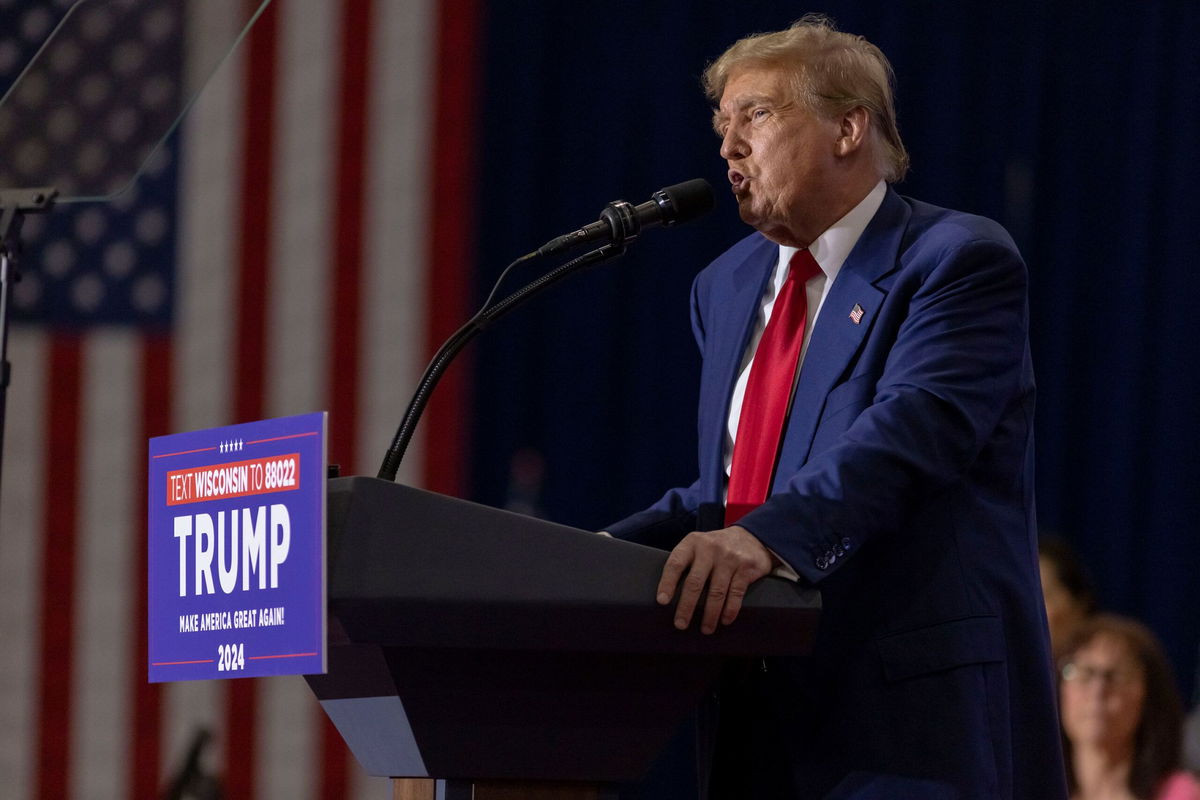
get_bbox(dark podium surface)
[306,476,821,784]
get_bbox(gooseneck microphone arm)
[377,243,625,482]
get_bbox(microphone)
[536,178,714,257]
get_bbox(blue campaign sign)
[147,412,327,682]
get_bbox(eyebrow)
[712,93,777,133]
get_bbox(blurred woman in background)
[1060,615,1200,800]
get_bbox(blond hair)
[703,14,910,182]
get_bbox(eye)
[752,107,770,121]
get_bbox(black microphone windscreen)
[658,178,715,225]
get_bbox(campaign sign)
[147,413,327,682]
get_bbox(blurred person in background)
[1186,706,1200,775]
[1184,647,1200,774]
[1059,614,1200,800]
[1040,536,1098,662]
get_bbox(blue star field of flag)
[1,0,179,327]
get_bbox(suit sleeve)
[736,235,1032,584]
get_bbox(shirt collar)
[777,179,888,280]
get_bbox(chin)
[737,207,761,229]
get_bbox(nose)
[720,122,748,161]
[1081,674,1112,700]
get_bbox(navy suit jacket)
[608,188,1067,799]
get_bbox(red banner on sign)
[166,453,301,506]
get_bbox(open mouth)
[728,169,746,190]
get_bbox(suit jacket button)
[816,556,828,570]
[841,537,852,550]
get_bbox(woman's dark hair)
[1060,614,1184,799]
[1039,536,1097,613]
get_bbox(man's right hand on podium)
[654,525,774,636]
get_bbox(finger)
[700,560,735,635]
[672,543,714,631]
[656,538,694,605]
[720,568,752,627]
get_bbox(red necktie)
[725,249,822,525]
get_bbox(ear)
[834,106,870,157]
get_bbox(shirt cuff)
[767,546,800,582]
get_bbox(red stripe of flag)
[34,333,83,800]
[235,0,276,428]
[129,334,172,798]
[227,0,280,795]
[328,0,370,473]
[321,0,375,795]
[424,0,480,497]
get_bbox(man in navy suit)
[606,16,1066,800]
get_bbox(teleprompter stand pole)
[0,187,57,514]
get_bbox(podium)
[306,477,821,798]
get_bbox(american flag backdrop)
[0,0,477,797]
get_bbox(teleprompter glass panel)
[0,0,273,204]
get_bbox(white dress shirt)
[723,180,888,481]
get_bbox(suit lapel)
[701,236,776,499]
[774,189,911,483]
[715,237,778,400]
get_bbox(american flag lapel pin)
[849,303,865,325]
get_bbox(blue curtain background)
[466,1,1200,702]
